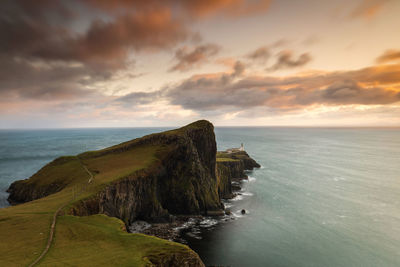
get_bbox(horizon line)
[1,125,400,130]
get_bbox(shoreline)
[128,170,258,245]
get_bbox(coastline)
[127,169,260,247]
[1,121,260,266]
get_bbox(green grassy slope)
[216,151,239,162]
[0,133,199,266]
[41,215,197,267]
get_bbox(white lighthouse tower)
[239,143,244,151]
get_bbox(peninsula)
[1,120,259,266]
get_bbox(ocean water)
[1,127,400,267]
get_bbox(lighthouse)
[239,143,244,151]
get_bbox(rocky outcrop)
[236,151,261,170]
[215,163,234,199]
[7,120,260,223]
[5,120,262,267]
[7,156,81,204]
[215,150,260,199]
[145,250,205,267]
[69,120,223,224]
[218,151,261,170]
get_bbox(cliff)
[3,120,259,266]
[216,150,261,198]
[8,120,223,223]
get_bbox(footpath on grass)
[28,161,94,267]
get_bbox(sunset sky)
[1,0,400,128]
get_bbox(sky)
[1,0,400,128]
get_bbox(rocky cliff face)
[236,151,261,170]
[5,120,262,267]
[7,156,85,204]
[8,121,261,222]
[216,150,261,199]
[69,120,223,224]
[145,250,205,267]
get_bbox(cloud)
[246,46,270,63]
[115,91,162,107]
[0,0,270,70]
[0,0,272,105]
[268,50,312,71]
[179,0,271,17]
[0,56,105,102]
[85,0,271,18]
[162,63,400,112]
[350,0,391,19]
[376,49,400,63]
[0,6,188,70]
[169,44,220,72]
[232,61,246,76]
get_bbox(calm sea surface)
[0,127,399,266]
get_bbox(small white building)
[227,143,244,153]
[239,143,244,151]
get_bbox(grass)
[40,215,195,266]
[216,151,239,162]
[216,158,239,162]
[0,138,195,266]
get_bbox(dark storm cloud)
[169,44,220,72]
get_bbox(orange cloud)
[180,0,271,17]
[376,49,400,63]
[85,0,271,18]
[160,62,400,111]
[350,0,391,19]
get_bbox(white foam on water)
[333,176,346,182]
[223,202,233,208]
[173,218,197,231]
[186,232,202,240]
[248,176,256,182]
[199,218,218,228]
[232,213,244,218]
[231,194,244,201]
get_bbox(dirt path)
[82,164,94,184]
[28,162,93,267]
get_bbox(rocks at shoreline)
[129,148,260,241]
[5,120,260,265]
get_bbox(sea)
[0,127,399,267]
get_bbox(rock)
[69,120,222,224]
[241,209,246,215]
[145,251,205,267]
[216,150,260,198]
[8,121,226,223]
[4,120,262,267]
[206,210,225,216]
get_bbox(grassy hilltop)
[1,121,214,267]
